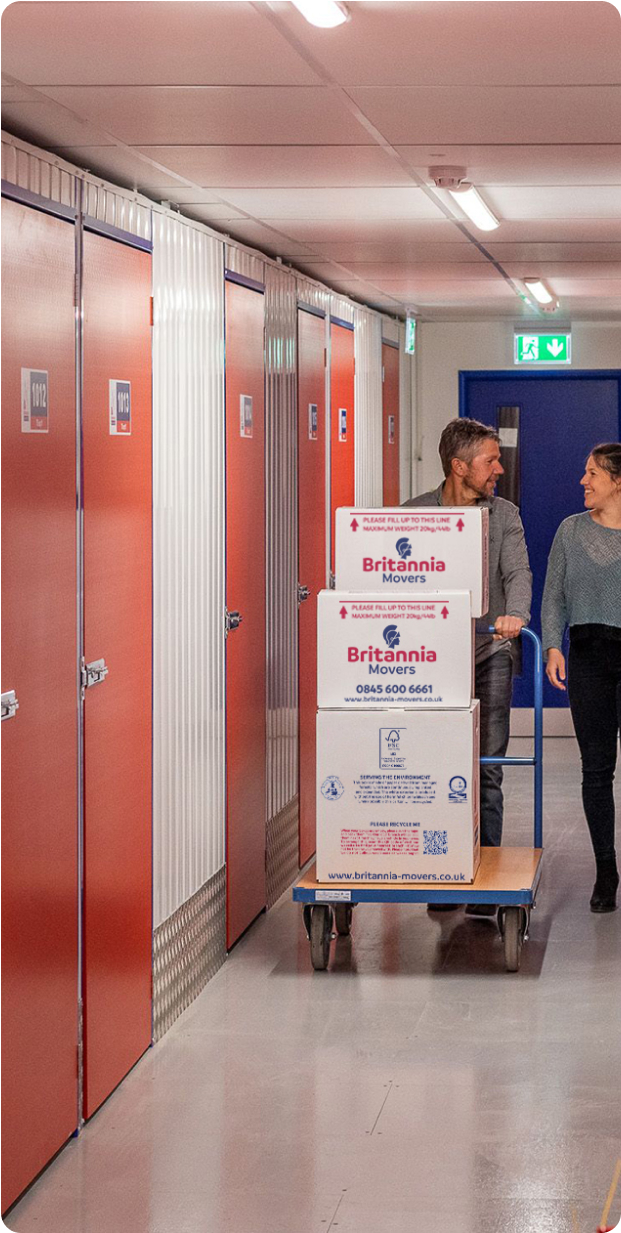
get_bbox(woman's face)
[581,455,621,511]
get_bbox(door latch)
[81,658,109,697]
[297,584,310,605]
[1,690,19,722]
[225,610,243,637]
[329,571,336,590]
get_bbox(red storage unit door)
[1,199,79,1211]
[82,231,153,1118]
[382,342,400,506]
[225,279,267,947]
[297,309,326,866]
[330,322,355,571]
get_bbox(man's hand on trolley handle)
[492,615,525,641]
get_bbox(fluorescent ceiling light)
[524,278,554,305]
[448,184,499,232]
[290,0,349,27]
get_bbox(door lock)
[81,658,109,697]
[1,690,19,722]
[225,610,243,637]
[297,584,311,605]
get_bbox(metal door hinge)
[297,584,310,605]
[225,610,243,637]
[81,658,109,697]
[1,690,19,722]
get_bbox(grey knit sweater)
[541,513,621,651]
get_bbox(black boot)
[590,858,619,913]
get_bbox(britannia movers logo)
[383,624,401,649]
[347,626,433,675]
[362,538,446,584]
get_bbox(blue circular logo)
[321,776,344,801]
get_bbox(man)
[404,418,532,915]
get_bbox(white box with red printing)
[334,507,489,617]
[316,703,481,884]
[317,590,474,710]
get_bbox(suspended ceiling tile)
[397,145,621,187]
[1,99,115,147]
[132,144,412,188]
[307,241,489,263]
[490,219,621,242]
[211,186,444,220]
[505,262,621,281]
[2,1,321,86]
[178,203,249,224]
[274,1,621,88]
[486,243,621,263]
[263,218,462,242]
[46,145,189,193]
[218,220,315,258]
[551,278,621,297]
[348,86,621,145]
[485,185,621,220]
[39,86,374,146]
[396,281,516,301]
[346,263,500,282]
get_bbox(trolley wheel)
[499,906,526,973]
[310,905,332,971]
[334,904,353,936]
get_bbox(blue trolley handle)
[480,626,543,848]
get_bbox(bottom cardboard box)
[316,704,480,885]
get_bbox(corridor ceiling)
[3,0,621,322]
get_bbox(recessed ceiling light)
[290,0,350,27]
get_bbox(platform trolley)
[293,627,544,974]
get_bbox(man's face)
[459,440,503,499]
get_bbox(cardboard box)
[316,704,480,884]
[317,590,474,709]
[335,507,489,617]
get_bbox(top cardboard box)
[335,507,489,617]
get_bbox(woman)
[542,443,621,913]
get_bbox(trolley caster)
[334,904,353,936]
[498,906,529,972]
[309,904,333,970]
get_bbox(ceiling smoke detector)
[429,167,468,190]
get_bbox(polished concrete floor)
[7,739,621,1233]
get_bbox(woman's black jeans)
[568,634,621,863]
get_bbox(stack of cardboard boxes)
[316,506,490,887]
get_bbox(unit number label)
[109,380,132,435]
[240,394,254,438]
[21,369,49,433]
[308,403,318,441]
[339,407,347,442]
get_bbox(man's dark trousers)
[475,647,513,847]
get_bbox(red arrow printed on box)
[340,606,348,619]
[456,518,465,532]
[441,607,449,619]
[350,518,359,531]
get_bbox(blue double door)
[461,371,621,708]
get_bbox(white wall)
[418,320,621,491]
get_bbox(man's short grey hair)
[438,418,500,478]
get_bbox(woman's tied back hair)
[590,442,621,483]
[438,418,500,478]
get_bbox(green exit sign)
[514,332,571,365]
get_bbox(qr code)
[424,830,448,856]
